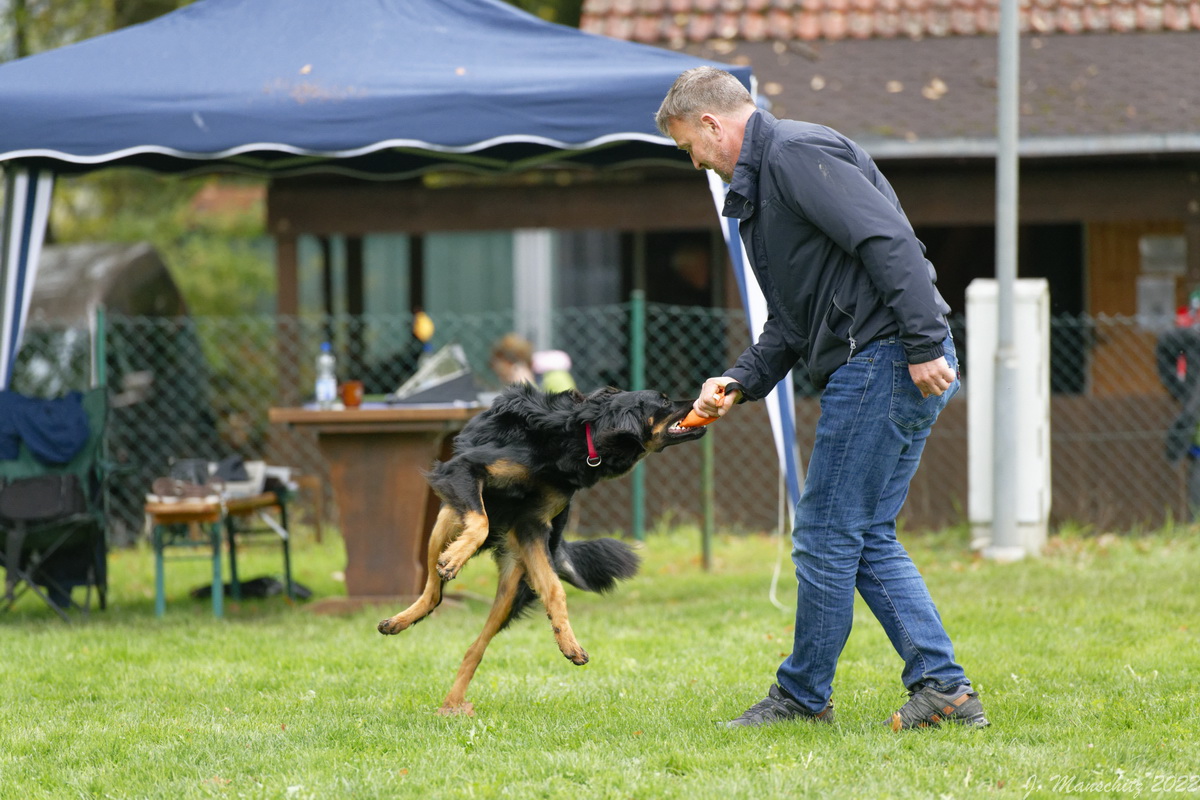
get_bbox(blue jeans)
[776,334,969,712]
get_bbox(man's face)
[667,116,736,183]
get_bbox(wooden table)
[268,404,481,604]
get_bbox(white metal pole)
[987,0,1024,560]
[513,229,554,350]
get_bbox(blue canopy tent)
[1,168,54,390]
[0,0,753,179]
[0,0,800,514]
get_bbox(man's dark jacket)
[722,110,951,397]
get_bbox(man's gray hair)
[655,66,754,136]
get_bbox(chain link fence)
[10,306,1194,543]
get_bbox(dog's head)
[577,387,707,477]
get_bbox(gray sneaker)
[723,684,835,728]
[887,685,989,731]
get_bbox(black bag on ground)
[0,475,87,521]
[190,576,313,600]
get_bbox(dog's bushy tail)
[554,538,640,593]
[500,538,640,630]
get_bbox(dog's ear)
[574,388,646,452]
[581,386,621,406]
[574,386,622,425]
[594,406,648,453]
[595,427,647,463]
[599,411,645,438]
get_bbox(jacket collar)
[723,108,776,220]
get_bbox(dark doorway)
[916,223,1086,393]
[622,231,719,308]
[619,231,727,397]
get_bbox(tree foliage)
[3,0,113,59]
[51,171,274,316]
[507,0,582,26]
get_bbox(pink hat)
[532,349,572,374]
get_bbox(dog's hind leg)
[439,548,525,716]
[377,505,460,635]
[519,533,588,666]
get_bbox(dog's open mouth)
[665,409,711,438]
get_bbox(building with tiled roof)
[584,0,1200,44]
[582,0,1200,158]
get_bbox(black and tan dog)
[377,383,707,715]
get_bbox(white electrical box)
[965,278,1052,556]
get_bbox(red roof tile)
[581,0,1200,40]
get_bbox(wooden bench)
[145,492,293,617]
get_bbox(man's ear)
[698,113,722,137]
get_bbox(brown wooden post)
[1186,168,1200,290]
[346,236,365,379]
[275,233,302,407]
[276,233,299,315]
[408,234,425,311]
[317,235,334,346]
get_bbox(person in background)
[1156,297,1200,519]
[489,333,536,386]
[656,66,988,731]
[532,349,577,393]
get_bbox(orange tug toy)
[677,381,744,429]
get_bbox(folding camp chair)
[0,388,109,621]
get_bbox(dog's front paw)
[563,647,589,666]
[377,617,409,635]
[437,701,475,716]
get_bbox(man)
[656,66,988,731]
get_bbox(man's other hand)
[908,357,955,398]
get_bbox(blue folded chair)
[0,388,109,620]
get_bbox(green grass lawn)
[2,524,1197,799]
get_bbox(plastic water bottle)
[315,341,337,409]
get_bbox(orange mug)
[340,380,364,408]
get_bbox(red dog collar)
[585,423,601,467]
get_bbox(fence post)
[702,427,713,570]
[94,304,107,389]
[630,290,646,541]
